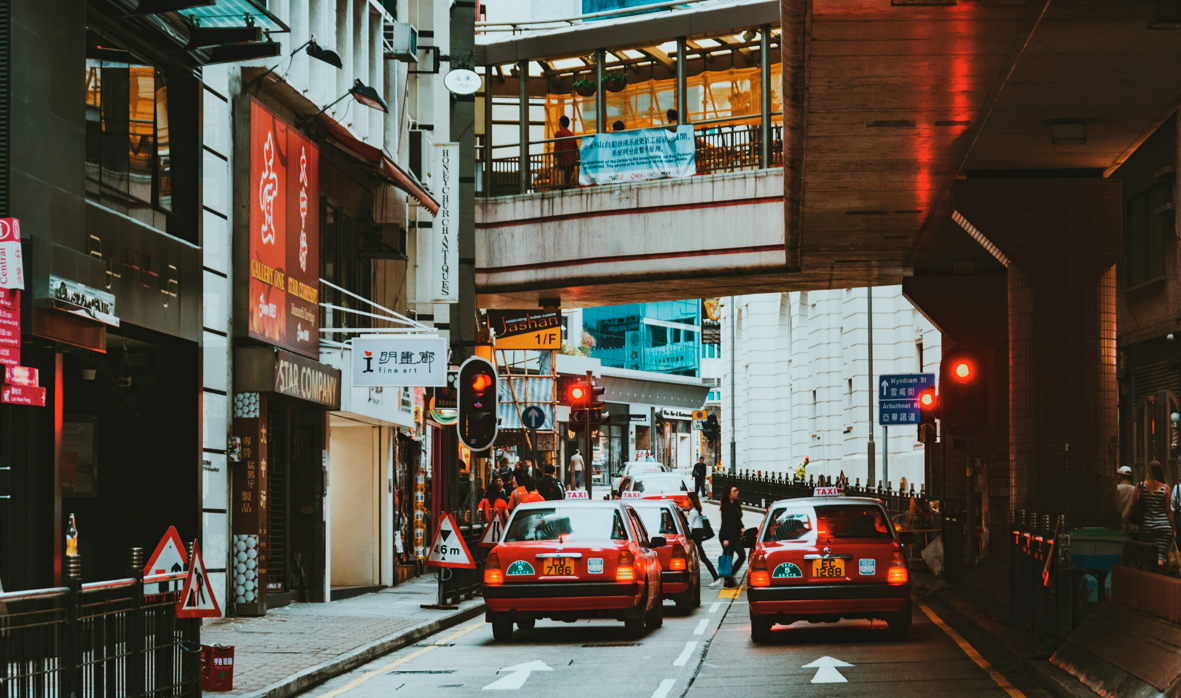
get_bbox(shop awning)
[316,115,440,216]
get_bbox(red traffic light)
[471,374,493,392]
[920,391,935,406]
[955,362,971,379]
[571,386,585,400]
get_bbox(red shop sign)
[2,384,45,407]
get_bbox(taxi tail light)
[484,552,504,585]
[616,550,636,582]
[749,553,770,588]
[674,495,692,509]
[888,551,908,585]
[670,543,687,571]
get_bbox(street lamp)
[245,35,343,90]
[304,79,390,124]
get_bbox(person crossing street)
[692,456,708,497]
[569,449,584,489]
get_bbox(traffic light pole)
[965,440,976,565]
[586,370,594,499]
[867,287,875,485]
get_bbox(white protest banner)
[578,125,695,186]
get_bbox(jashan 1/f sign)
[248,99,321,359]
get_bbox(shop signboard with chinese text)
[0,218,25,291]
[248,99,320,359]
[231,391,268,614]
[352,336,447,387]
[0,289,19,364]
[488,309,561,350]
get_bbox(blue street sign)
[570,408,604,425]
[878,373,935,426]
[521,405,547,430]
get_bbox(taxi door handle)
[803,554,853,560]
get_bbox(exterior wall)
[721,287,940,489]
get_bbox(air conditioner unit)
[386,22,418,62]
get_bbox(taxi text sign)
[488,309,562,350]
[248,99,320,359]
[814,486,840,497]
[621,491,643,499]
[565,490,589,499]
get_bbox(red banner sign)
[0,345,20,367]
[2,385,45,407]
[4,365,37,387]
[248,100,320,359]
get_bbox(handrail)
[81,577,137,593]
[144,572,187,585]
[476,0,740,29]
[484,116,780,151]
[0,586,70,602]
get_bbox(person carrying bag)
[686,493,719,585]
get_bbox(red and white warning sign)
[480,510,506,548]
[144,526,188,596]
[426,512,476,568]
[176,539,222,618]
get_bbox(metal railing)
[0,571,201,698]
[711,471,928,515]
[479,120,784,197]
[437,511,490,607]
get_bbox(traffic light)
[457,356,498,451]
[589,380,606,411]
[704,414,720,442]
[918,388,938,426]
[938,346,987,438]
[563,379,590,408]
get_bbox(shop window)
[320,203,372,334]
[1125,181,1171,287]
[85,29,171,230]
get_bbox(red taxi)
[483,501,666,641]
[746,496,916,642]
[629,499,701,613]
[617,473,693,511]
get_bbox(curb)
[235,600,486,698]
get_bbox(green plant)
[572,79,596,90]
[601,73,627,85]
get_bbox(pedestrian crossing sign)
[426,512,477,569]
[176,540,221,618]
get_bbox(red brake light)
[888,551,908,584]
[670,544,687,571]
[483,552,503,585]
[616,550,636,582]
[749,554,769,587]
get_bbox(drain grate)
[388,670,457,675]
[581,642,641,648]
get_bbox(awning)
[316,115,440,216]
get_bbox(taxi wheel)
[491,616,515,642]
[624,608,646,638]
[750,614,773,643]
[516,617,536,632]
[645,594,664,630]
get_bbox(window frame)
[1125,180,1173,289]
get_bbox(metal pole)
[759,24,771,169]
[676,37,688,125]
[966,442,976,565]
[730,296,736,475]
[595,48,606,133]
[518,59,529,194]
[867,287,875,485]
[483,67,494,196]
[586,369,595,499]
[883,425,888,489]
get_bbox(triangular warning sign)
[176,540,222,618]
[144,526,188,597]
[480,510,506,548]
[426,512,476,569]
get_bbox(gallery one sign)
[353,336,448,387]
[249,99,320,359]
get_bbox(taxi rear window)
[504,507,629,542]
[764,504,893,542]
[633,506,679,535]
[634,476,689,493]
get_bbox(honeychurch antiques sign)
[431,143,459,303]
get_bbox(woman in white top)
[687,492,719,583]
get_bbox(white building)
[720,288,941,490]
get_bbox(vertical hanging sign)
[431,143,459,303]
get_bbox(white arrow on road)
[483,660,552,690]
[802,656,853,684]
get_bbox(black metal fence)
[0,572,201,698]
[1007,512,1076,650]
[711,471,929,515]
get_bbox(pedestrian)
[1116,465,1136,525]
[686,492,720,586]
[494,456,514,490]
[479,476,509,522]
[537,464,565,501]
[518,477,545,506]
[507,470,529,511]
[554,115,579,186]
[692,455,708,498]
[1125,460,1175,564]
[569,449,584,489]
[612,120,626,132]
[794,456,809,482]
[666,108,678,125]
[719,486,746,588]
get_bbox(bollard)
[65,554,83,581]
[127,546,145,575]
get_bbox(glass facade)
[582,301,701,376]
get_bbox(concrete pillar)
[953,179,1123,528]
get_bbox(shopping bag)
[717,553,733,577]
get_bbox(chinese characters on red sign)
[249,100,320,359]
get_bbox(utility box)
[386,23,418,62]
[201,645,235,692]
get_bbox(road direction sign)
[521,405,546,430]
[144,526,188,596]
[878,373,934,426]
[176,540,221,618]
[803,656,853,684]
[570,408,604,425]
[426,512,476,568]
[483,660,552,690]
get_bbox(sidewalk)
[201,574,484,698]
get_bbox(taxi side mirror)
[898,531,917,545]
[649,536,667,548]
[741,527,758,548]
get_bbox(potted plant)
[573,79,597,97]
[602,72,627,92]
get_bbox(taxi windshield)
[633,506,680,535]
[504,507,629,542]
[764,504,893,542]
[633,476,689,493]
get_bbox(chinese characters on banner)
[578,126,696,186]
[249,100,320,359]
[0,225,44,407]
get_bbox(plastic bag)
[921,535,944,577]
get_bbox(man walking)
[569,449,584,489]
[692,456,708,498]
[1116,465,1136,523]
[537,464,565,501]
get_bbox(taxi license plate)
[542,558,575,576]
[812,559,845,578]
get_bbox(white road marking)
[673,641,697,667]
[708,602,721,613]
[802,656,853,684]
[650,679,676,698]
[693,619,709,635]
[483,660,553,690]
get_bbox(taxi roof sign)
[814,486,841,497]
[565,490,589,499]
[621,491,643,499]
